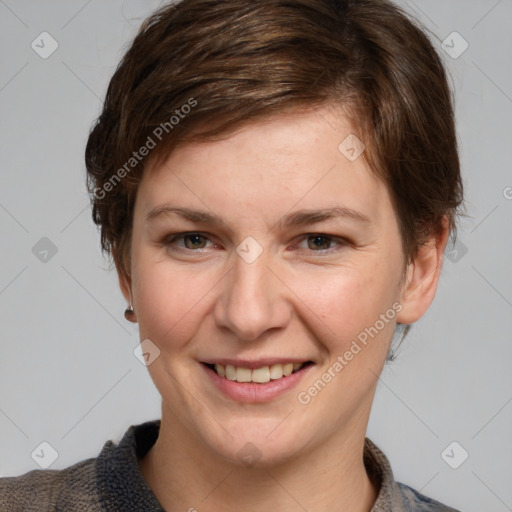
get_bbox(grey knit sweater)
[0,420,461,511]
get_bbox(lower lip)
[202,363,313,403]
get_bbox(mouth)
[202,361,314,384]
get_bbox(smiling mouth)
[203,361,313,384]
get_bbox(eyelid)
[294,233,348,252]
[164,231,218,250]
[162,231,349,253]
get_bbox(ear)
[118,268,131,304]
[396,217,450,324]
[115,255,137,323]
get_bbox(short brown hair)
[86,0,464,278]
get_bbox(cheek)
[132,255,213,348]
[294,258,401,356]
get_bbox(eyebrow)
[145,205,371,228]
[145,206,221,224]
[282,207,371,226]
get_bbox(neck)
[139,406,378,512]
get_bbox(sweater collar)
[96,420,164,511]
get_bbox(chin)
[202,417,310,469]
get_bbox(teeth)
[215,364,225,378]
[252,366,270,383]
[269,364,283,380]
[282,363,293,376]
[225,364,237,381]
[236,367,252,383]
[211,362,306,383]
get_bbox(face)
[125,105,410,466]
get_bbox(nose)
[213,251,291,342]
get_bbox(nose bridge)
[214,248,289,341]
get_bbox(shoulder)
[0,420,162,512]
[0,457,102,512]
[395,481,463,512]
[363,437,462,512]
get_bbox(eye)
[306,234,332,251]
[296,233,347,252]
[165,232,214,250]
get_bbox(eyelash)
[162,231,348,255]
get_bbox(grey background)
[0,1,511,510]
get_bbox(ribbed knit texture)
[0,420,461,511]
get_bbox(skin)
[118,105,449,512]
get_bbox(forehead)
[136,106,391,228]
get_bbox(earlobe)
[124,303,137,322]
[116,260,137,323]
[396,218,450,325]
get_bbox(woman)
[0,0,464,510]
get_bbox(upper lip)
[201,358,313,369]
